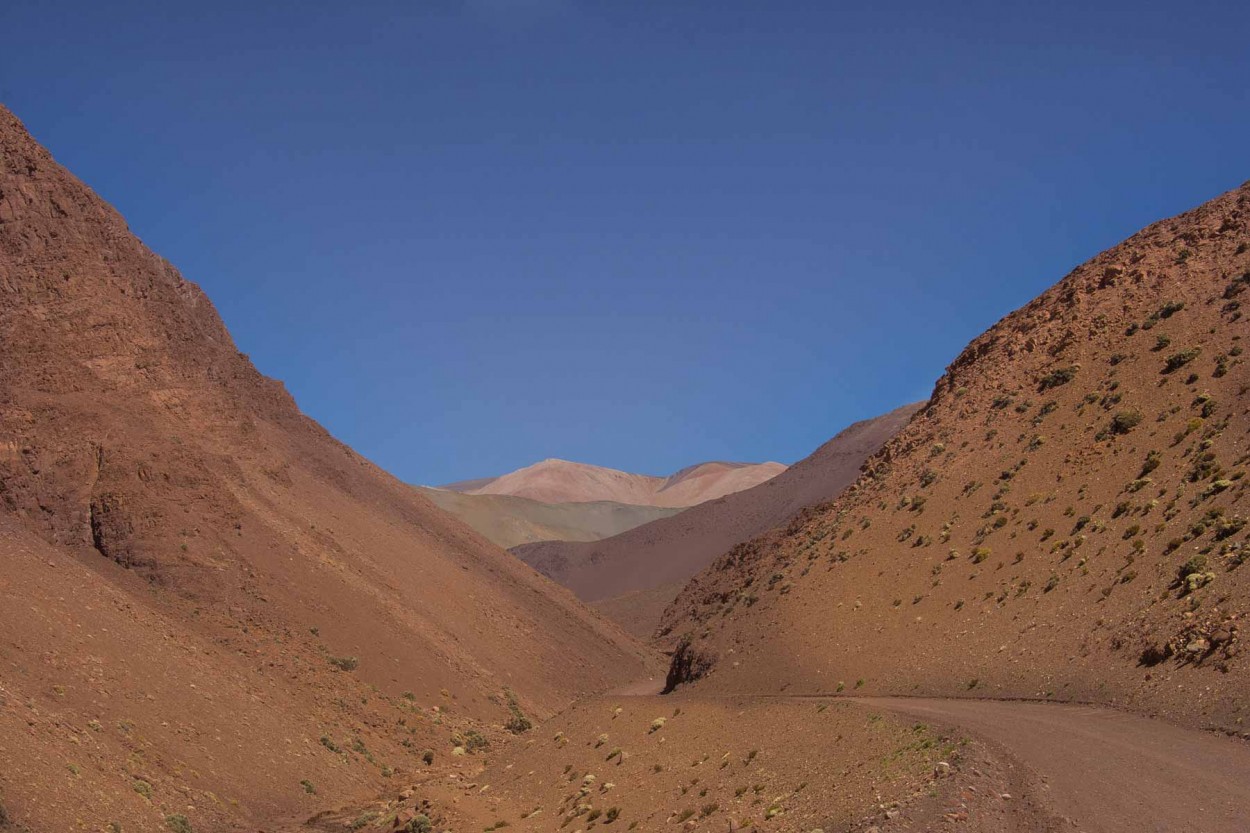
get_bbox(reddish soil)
[663,181,1250,735]
[0,105,660,832]
[444,458,786,507]
[294,695,968,832]
[515,404,921,636]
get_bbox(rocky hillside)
[0,105,660,833]
[663,183,1249,733]
[515,403,921,636]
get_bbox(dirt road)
[862,697,1250,833]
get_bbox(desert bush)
[165,815,193,833]
[328,656,358,672]
[504,690,532,734]
[1163,348,1201,373]
[1039,366,1078,390]
[1109,410,1143,434]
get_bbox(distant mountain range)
[512,404,922,636]
[439,457,787,507]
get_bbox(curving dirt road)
[861,697,1250,833]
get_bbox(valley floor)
[289,692,1250,833]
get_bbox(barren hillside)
[662,182,1250,734]
[0,105,660,833]
[414,486,681,549]
[445,457,786,507]
[515,403,921,636]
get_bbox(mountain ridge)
[441,456,786,507]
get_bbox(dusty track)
[860,697,1250,833]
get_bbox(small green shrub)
[165,815,193,833]
[1178,555,1208,581]
[1109,410,1143,434]
[1038,366,1079,390]
[504,691,532,734]
[328,656,358,672]
[1163,348,1200,373]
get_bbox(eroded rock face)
[663,637,717,693]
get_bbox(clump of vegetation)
[1109,410,1143,435]
[1163,348,1201,373]
[1158,300,1185,318]
[299,779,316,795]
[407,815,432,833]
[460,730,489,752]
[1177,555,1215,594]
[504,689,532,734]
[649,717,666,733]
[165,815,193,833]
[1039,366,1079,390]
[328,655,359,672]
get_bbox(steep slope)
[414,486,681,549]
[662,183,1250,734]
[0,105,659,833]
[445,457,786,507]
[515,403,921,636]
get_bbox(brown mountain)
[0,105,659,833]
[443,457,786,507]
[413,486,681,549]
[514,403,922,636]
[662,182,1250,733]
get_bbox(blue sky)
[3,1,1247,485]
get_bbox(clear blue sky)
[3,1,1247,485]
